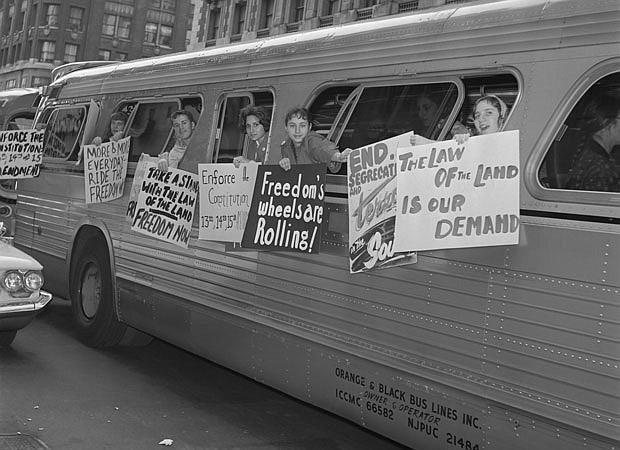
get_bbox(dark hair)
[581,91,620,134]
[110,111,128,123]
[284,106,311,125]
[238,105,270,133]
[170,109,195,124]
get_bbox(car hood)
[0,242,43,271]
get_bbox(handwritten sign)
[198,163,258,242]
[126,153,159,223]
[0,130,44,179]
[83,137,130,204]
[241,165,325,253]
[131,164,199,248]
[347,132,417,273]
[394,130,520,252]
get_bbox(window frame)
[40,104,88,161]
[527,60,620,206]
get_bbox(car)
[0,222,52,347]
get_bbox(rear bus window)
[539,72,620,193]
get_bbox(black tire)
[70,233,127,347]
[0,330,17,347]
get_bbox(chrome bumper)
[0,291,53,315]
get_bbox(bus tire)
[70,234,126,348]
[0,330,17,347]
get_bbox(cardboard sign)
[395,130,520,252]
[131,164,199,248]
[198,163,258,242]
[0,130,44,179]
[241,165,325,253]
[347,132,417,273]
[126,153,159,223]
[83,137,130,204]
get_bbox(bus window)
[42,106,86,159]
[539,72,620,192]
[309,85,357,136]
[7,113,35,130]
[213,90,274,163]
[126,100,179,162]
[335,82,458,151]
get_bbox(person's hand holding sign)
[279,157,292,171]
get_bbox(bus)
[13,0,619,448]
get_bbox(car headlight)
[24,271,44,291]
[3,271,23,292]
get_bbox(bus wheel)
[0,330,17,347]
[70,235,126,348]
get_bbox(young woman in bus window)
[158,109,195,171]
[233,105,270,167]
[410,94,507,145]
[564,91,620,192]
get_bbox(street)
[0,298,407,450]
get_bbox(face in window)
[172,113,194,143]
[245,114,266,142]
[110,119,125,135]
[417,95,439,128]
[286,114,310,146]
[473,99,502,135]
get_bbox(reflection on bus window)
[337,83,457,151]
[126,100,178,161]
[540,72,620,192]
[309,85,357,137]
[42,107,86,159]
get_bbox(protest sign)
[241,164,325,253]
[347,132,417,274]
[394,130,520,252]
[0,130,44,179]
[131,163,199,248]
[198,163,258,242]
[83,137,130,204]
[126,153,159,223]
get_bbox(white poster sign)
[0,130,44,179]
[83,137,130,204]
[394,130,520,252]
[198,163,258,242]
[131,163,199,248]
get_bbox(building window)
[102,1,134,39]
[64,43,78,63]
[116,52,128,61]
[45,3,60,27]
[359,0,378,7]
[99,49,111,60]
[144,22,172,47]
[259,0,274,29]
[291,0,305,22]
[207,8,220,41]
[20,77,28,88]
[40,41,55,62]
[145,2,176,47]
[32,77,50,87]
[7,4,13,32]
[323,0,339,16]
[68,7,85,32]
[232,2,246,36]
[6,79,16,89]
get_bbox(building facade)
[188,0,478,50]
[0,0,192,90]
